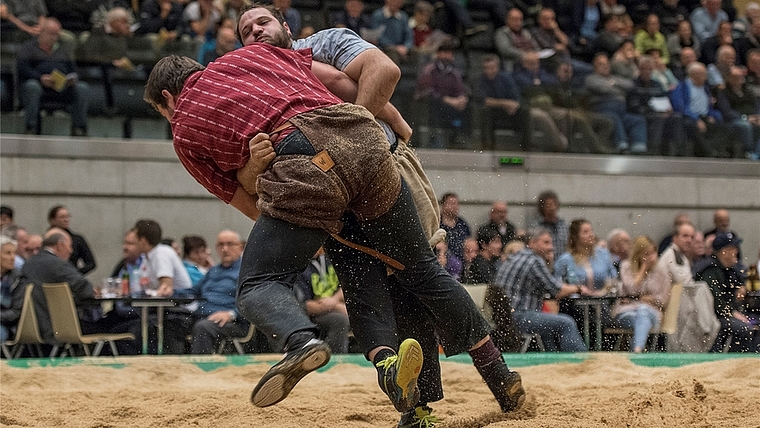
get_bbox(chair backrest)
[41,283,84,344]
[13,284,46,345]
[463,283,488,311]
[660,282,684,335]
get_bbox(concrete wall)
[2,134,759,284]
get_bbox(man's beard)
[260,27,292,48]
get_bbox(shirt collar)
[382,6,403,19]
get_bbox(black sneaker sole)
[250,342,331,407]
[501,371,526,412]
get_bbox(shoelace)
[376,355,398,371]
[412,407,440,428]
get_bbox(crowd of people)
[434,190,759,353]
[1,0,758,158]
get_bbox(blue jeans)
[594,100,647,150]
[0,324,10,342]
[615,305,660,351]
[20,79,89,131]
[513,310,588,352]
[730,118,760,155]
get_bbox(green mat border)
[3,353,757,372]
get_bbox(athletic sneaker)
[250,338,331,407]
[480,359,525,412]
[376,338,424,412]
[398,405,440,428]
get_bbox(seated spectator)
[593,13,625,58]
[47,205,96,275]
[414,42,470,148]
[460,237,480,283]
[669,46,698,81]
[696,233,760,352]
[653,0,689,35]
[494,8,539,71]
[409,0,448,58]
[438,192,470,261]
[586,53,648,153]
[500,239,525,262]
[657,221,695,285]
[181,235,212,285]
[188,230,251,354]
[330,0,371,36]
[465,229,503,284]
[434,239,463,281]
[134,0,187,40]
[704,209,740,241]
[477,200,516,247]
[667,20,701,65]
[531,7,593,76]
[104,228,144,319]
[1,224,27,270]
[0,0,46,39]
[220,0,248,22]
[701,21,735,66]
[733,2,760,39]
[670,62,736,157]
[274,0,310,39]
[611,39,640,80]
[43,0,99,34]
[199,26,238,64]
[23,228,99,347]
[690,231,713,275]
[613,235,671,353]
[716,66,760,159]
[627,55,685,155]
[183,0,221,41]
[736,17,760,65]
[0,205,12,229]
[16,18,89,136]
[492,228,589,352]
[634,14,670,65]
[528,190,568,260]
[647,49,679,91]
[78,7,139,75]
[606,228,631,273]
[0,235,23,343]
[571,0,603,56]
[747,48,760,97]
[371,0,414,65]
[600,0,625,16]
[690,0,729,43]
[293,247,350,354]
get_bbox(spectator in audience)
[611,39,640,80]
[434,239,463,281]
[704,209,737,240]
[220,0,248,22]
[494,8,539,71]
[0,205,12,228]
[134,219,192,298]
[657,213,691,255]
[606,228,631,273]
[690,230,711,273]
[701,21,735,66]
[572,0,603,56]
[409,0,448,59]
[747,48,760,96]
[41,0,99,33]
[627,55,685,155]
[667,20,701,65]
[330,0,372,35]
[1,224,28,270]
[531,7,593,76]
[511,52,569,152]
[613,235,671,353]
[135,0,187,40]
[293,247,351,354]
[635,14,670,64]
[716,65,760,159]
[16,17,89,136]
[106,228,145,316]
[25,234,42,259]
[696,233,760,352]
[593,13,625,58]
[22,228,99,346]
[654,0,689,35]
[492,228,589,352]
[371,0,414,65]
[548,61,616,153]
[733,2,760,39]
[414,41,470,148]
[188,229,251,354]
[477,200,516,247]
[199,26,238,64]
[736,17,760,64]
[460,237,480,283]
[529,190,568,260]
[464,228,503,284]
[181,235,212,285]
[184,0,221,41]
[274,0,309,39]
[670,46,698,80]
[586,53,648,153]
[647,49,679,91]
[1,235,23,343]
[0,0,46,38]
[438,192,470,261]
[690,0,729,43]
[500,239,525,261]
[657,221,695,286]
[670,61,736,157]
[47,205,96,275]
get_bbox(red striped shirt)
[172,43,342,203]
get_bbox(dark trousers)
[710,316,760,353]
[190,318,250,354]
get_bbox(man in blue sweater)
[188,230,249,354]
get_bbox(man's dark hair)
[47,205,66,222]
[439,192,458,205]
[42,232,67,248]
[536,190,558,215]
[0,205,13,219]
[182,235,207,257]
[134,219,162,247]
[236,2,286,42]
[144,55,205,110]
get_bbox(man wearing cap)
[696,233,760,353]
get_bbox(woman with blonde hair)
[613,235,670,353]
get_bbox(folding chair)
[1,284,45,359]
[216,323,256,355]
[42,283,134,357]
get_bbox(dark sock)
[285,330,317,352]
[468,338,503,370]
[372,348,396,367]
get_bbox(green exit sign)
[499,157,525,166]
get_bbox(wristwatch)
[227,310,236,320]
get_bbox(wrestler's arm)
[229,186,261,221]
[342,49,400,116]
